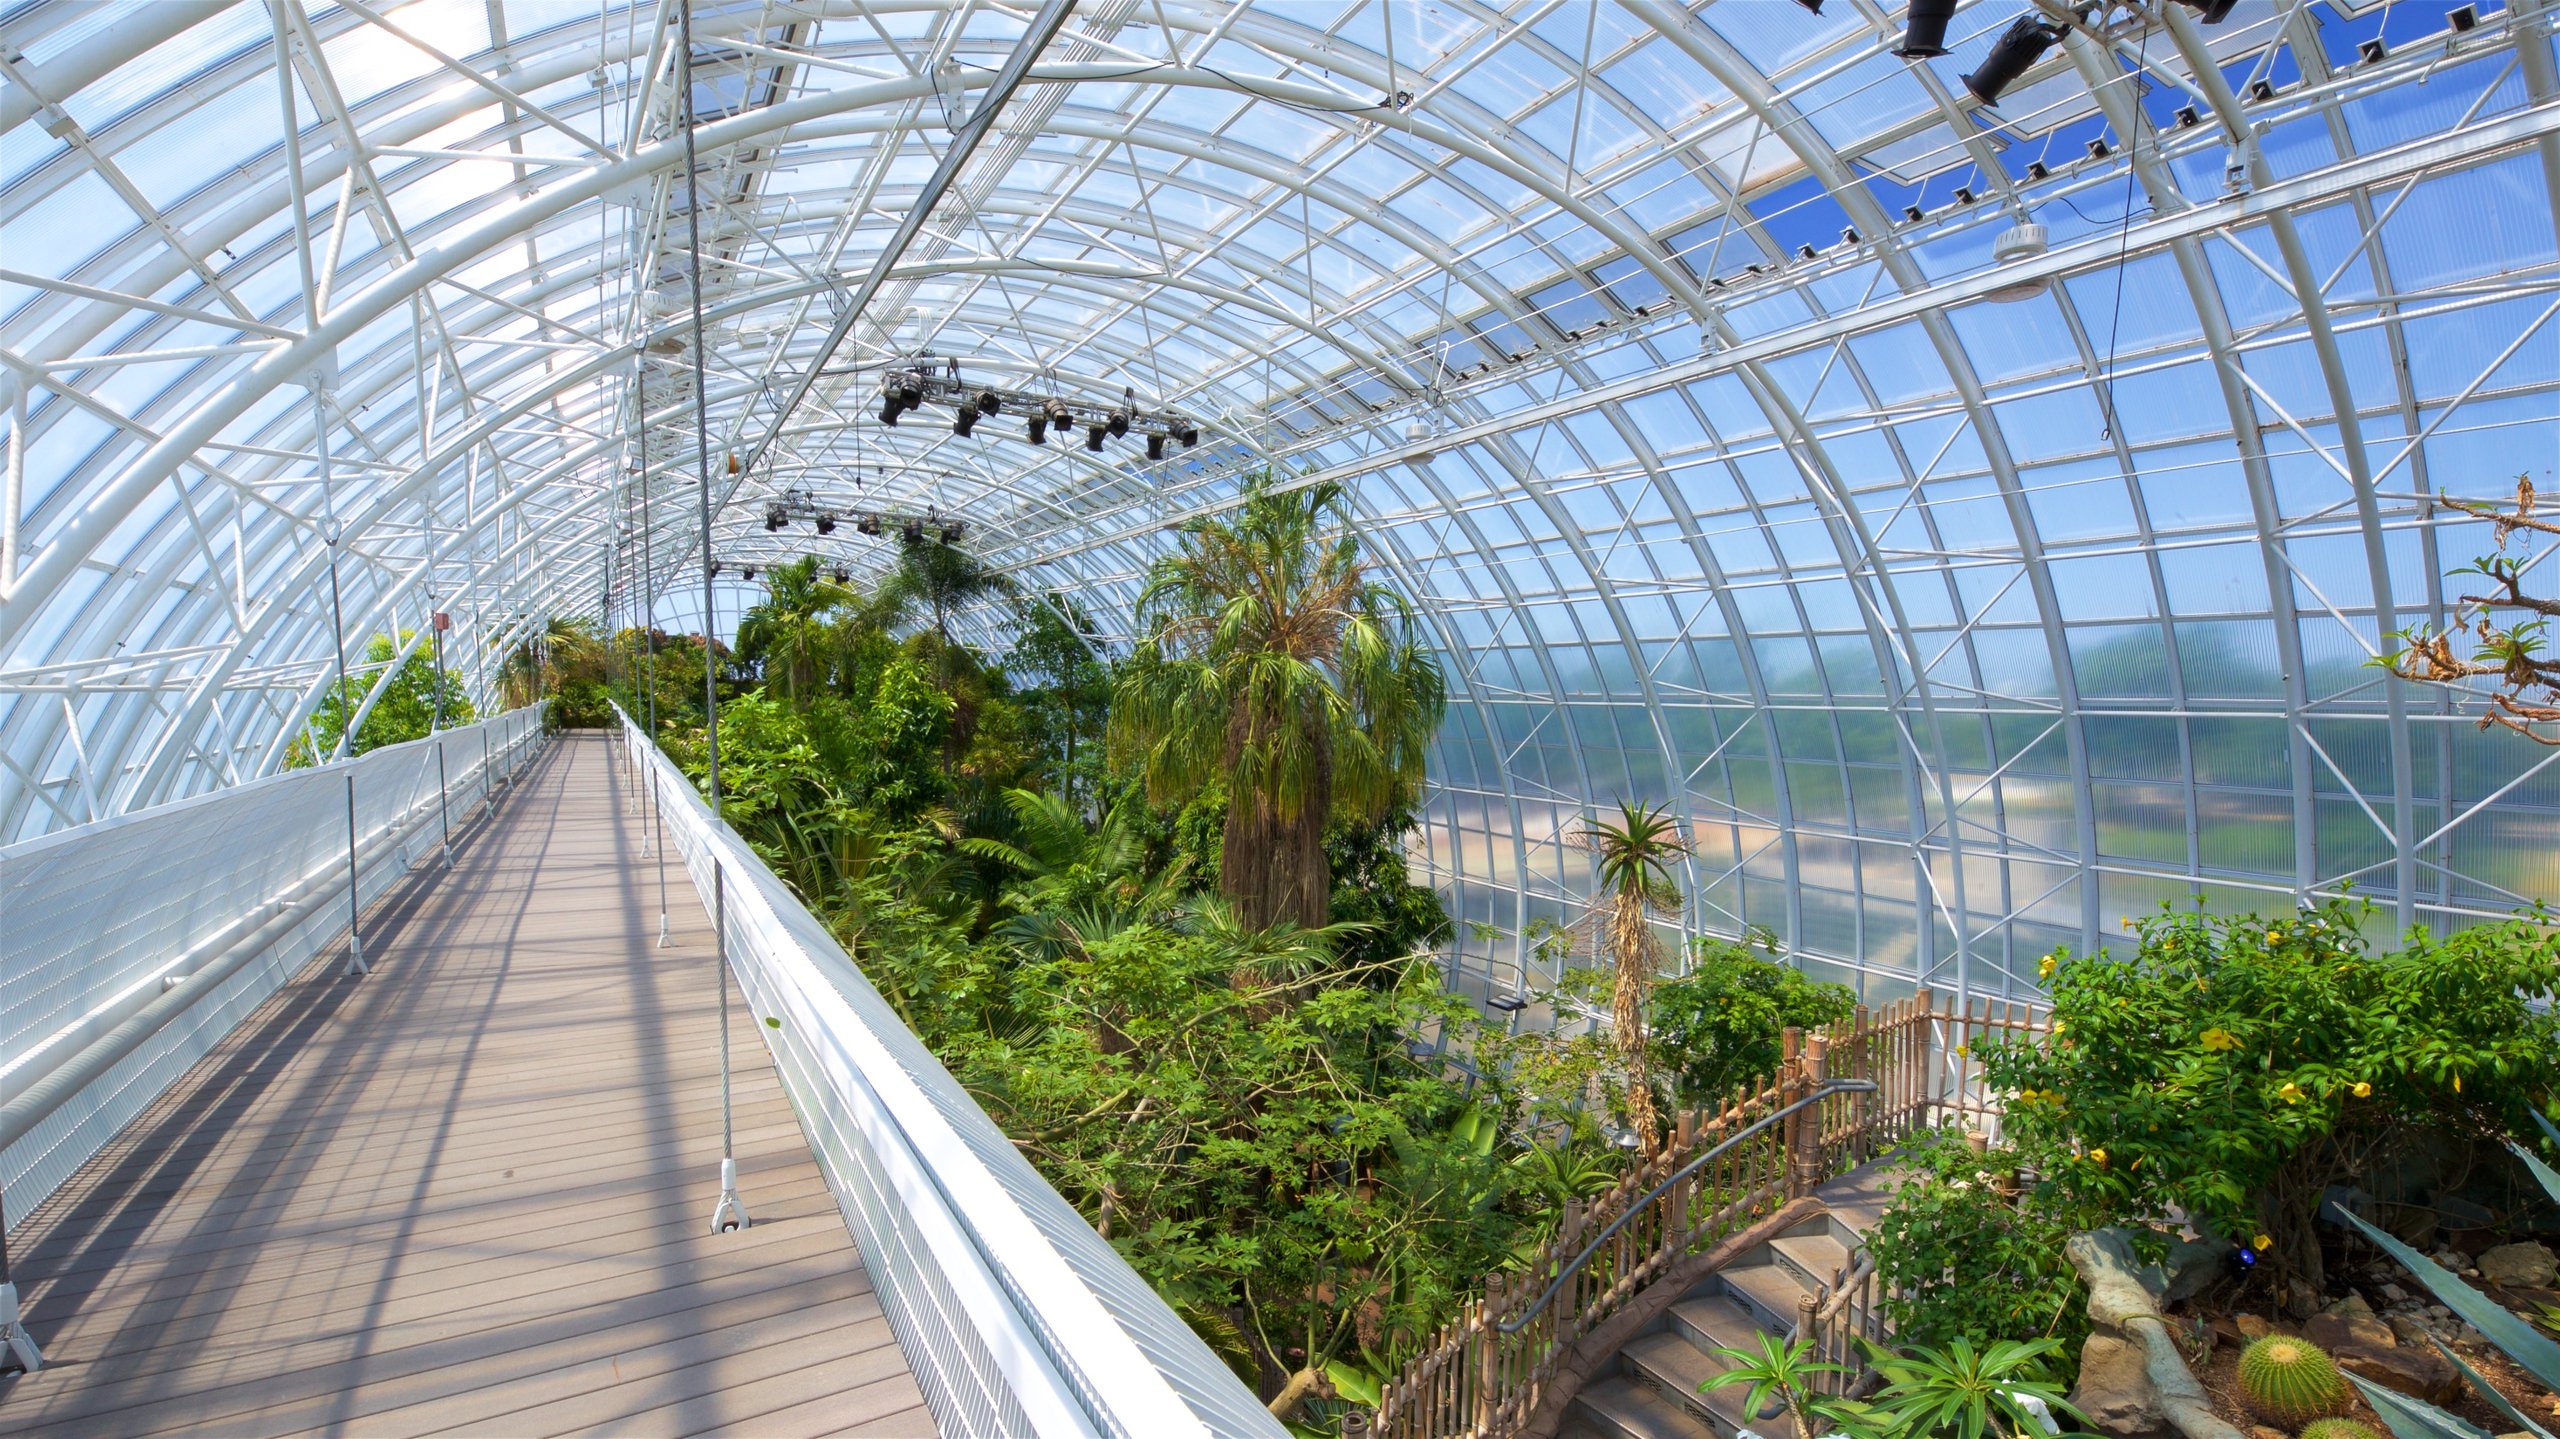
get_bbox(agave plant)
[2330,1112,2560,1439]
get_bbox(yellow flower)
[2200,1028,2238,1052]
[2120,916,2134,929]
[2453,1074,2462,1094]
[2278,1081,2304,1104]
[2088,1147,2108,1167]
[2253,1234,2273,1252]
[2038,954,2058,979]
[2351,1081,2372,1099]
[1955,1043,1969,1058]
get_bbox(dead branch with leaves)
[2383,475,2559,744]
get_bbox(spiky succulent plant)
[2299,1420,2384,1439]
[2236,1334,2350,1428]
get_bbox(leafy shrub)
[1978,899,2559,1285]
[1649,925,1854,1105]
[1862,1125,2096,1353]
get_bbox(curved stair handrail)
[1497,1079,1877,1336]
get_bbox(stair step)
[1770,1232,1851,1291]
[1624,1331,1754,1428]
[1572,1374,1720,1439]
[1721,1260,1813,1333]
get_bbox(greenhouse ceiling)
[1,0,2555,1004]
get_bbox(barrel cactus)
[2299,1421,2382,1439]
[2235,1334,2349,1427]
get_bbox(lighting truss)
[869,365,1202,452]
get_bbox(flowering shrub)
[1979,899,2560,1287]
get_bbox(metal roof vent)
[1986,221,2051,302]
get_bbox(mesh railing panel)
[615,707,1286,1439]
[0,709,544,1229]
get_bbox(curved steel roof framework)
[3,0,2555,1005]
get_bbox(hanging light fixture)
[1406,417,1437,463]
[856,513,881,536]
[1084,423,1107,451]
[815,513,836,535]
[1893,0,1959,59]
[952,402,978,438]
[1963,16,2067,107]
[901,518,925,545]
[1985,218,2052,302]
[1146,433,1166,461]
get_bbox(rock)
[2333,1341,2461,1405]
[2321,1292,2375,1319]
[2477,1240,2558,1288]
[2305,1311,2397,1351]
[2162,1236,2228,1305]
[2248,1428,2288,1439]
[2235,1313,2275,1339]
[2378,1282,2407,1303]
[2283,1278,2322,1320]
[2385,1312,2434,1347]
[2071,1332,2171,1439]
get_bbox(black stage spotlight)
[1894,0,1958,59]
[856,512,881,536]
[953,403,979,438]
[1085,424,1107,452]
[1044,398,1073,439]
[831,568,849,584]
[2178,0,2241,21]
[816,513,836,535]
[975,389,1003,415]
[1146,433,1166,461]
[1964,17,2064,108]
[879,393,903,426]
[1027,411,1049,444]
[708,563,721,578]
[1107,408,1130,439]
[895,372,922,408]
[940,522,965,544]
[743,567,756,581]
[1793,0,1822,11]
[901,518,924,545]
[1174,421,1200,448]
[764,507,787,532]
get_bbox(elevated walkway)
[0,734,928,1436]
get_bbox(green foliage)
[1699,1332,1853,1438]
[1649,926,1855,1106]
[1862,1125,2095,1354]
[1858,1335,2080,1439]
[292,630,474,764]
[2235,1334,2350,1428]
[1111,475,1444,930]
[1978,899,2560,1283]
[1324,804,1455,972]
[1007,593,1112,804]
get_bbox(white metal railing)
[0,707,545,1231]
[612,704,1285,1439]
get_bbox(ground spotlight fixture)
[815,514,836,535]
[2175,104,2200,128]
[1146,432,1166,461]
[1084,424,1107,452]
[2358,37,2387,65]
[2247,78,2275,102]
[1903,203,1926,223]
[901,518,924,545]
[1893,0,1957,58]
[2450,5,2477,32]
[1964,17,2064,107]
[856,513,881,536]
[2178,0,2241,21]
[952,403,978,438]
[2086,137,2111,159]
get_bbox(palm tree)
[735,555,853,702]
[870,536,1016,686]
[1575,800,1691,1154]
[1110,478,1445,931]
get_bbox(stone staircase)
[1557,1168,1889,1439]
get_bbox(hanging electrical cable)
[678,0,749,1238]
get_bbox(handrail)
[1496,1077,1877,1335]
[610,705,1285,1439]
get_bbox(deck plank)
[0,732,930,1437]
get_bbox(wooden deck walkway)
[0,732,930,1437]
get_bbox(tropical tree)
[871,534,1016,685]
[1575,800,1691,1153]
[1110,477,1445,932]
[292,630,475,764]
[735,555,854,702]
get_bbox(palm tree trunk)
[1611,893,1663,1153]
